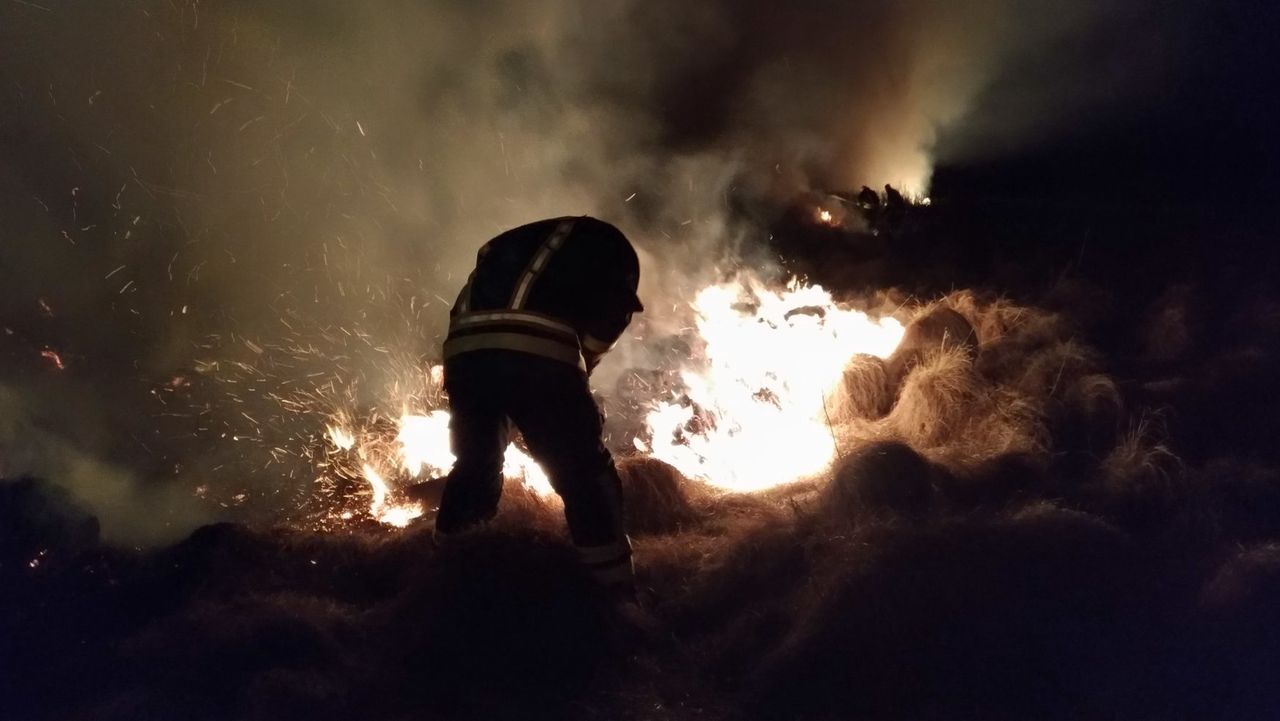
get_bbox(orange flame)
[644,278,903,491]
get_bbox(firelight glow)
[321,276,903,525]
[643,279,904,492]
[326,407,554,527]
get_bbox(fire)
[360,464,421,528]
[310,277,900,527]
[325,406,553,527]
[396,410,553,495]
[643,278,904,492]
[326,425,356,451]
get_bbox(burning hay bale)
[617,456,699,535]
[824,441,939,519]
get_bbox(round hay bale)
[888,346,983,448]
[825,441,937,518]
[938,452,1045,508]
[1064,374,1123,426]
[1052,373,1123,461]
[885,305,979,389]
[617,457,698,535]
[1201,543,1280,612]
[827,354,893,421]
[1197,543,1280,715]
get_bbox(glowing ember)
[818,209,834,223]
[644,278,904,492]
[40,348,65,370]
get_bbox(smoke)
[0,384,212,545]
[0,0,1188,538]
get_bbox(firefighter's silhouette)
[432,216,642,593]
[883,183,907,229]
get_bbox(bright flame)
[397,410,553,496]
[644,278,904,492]
[316,277,901,525]
[326,425,356,451]
[361,464,421,528]
[325,407,553,527]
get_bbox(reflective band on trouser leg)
[510,219,576,310]
[577,537,634,588]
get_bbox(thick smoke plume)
[0,0,1188,538]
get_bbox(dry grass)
[887,345,984,447]
[826,353,893,422]
[617,456,700,535]
[823,441,938,520]
[8,293,1280,721]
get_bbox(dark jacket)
[443,216,643,372]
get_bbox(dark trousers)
[436,350,632,587]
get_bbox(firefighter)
[432,216,643,596]
[883,183,907,230]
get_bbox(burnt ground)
[5,182,1280,721]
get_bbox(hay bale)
[938,452,1044,508]
[1063,373,1123,425]
[1197,543,1280,717]
[1089,423,1200,541]
[617,457,698,535]
[825,441,937,518]
[1140,284,1196,363]
[827,354,893,421]
[888,346,983,448]
[1013,339,1099,400]
[1052,373,1124,461]
[1201,543,1280,612]
[885,305,979,389]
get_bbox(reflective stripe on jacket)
[443,217,640,369]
